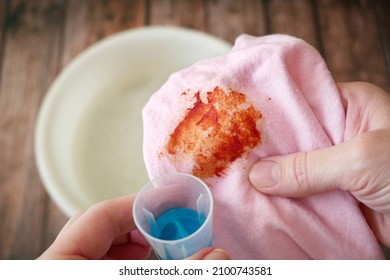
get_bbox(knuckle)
[346,130,389,193]
[293,152,311,192]
[349,133,379,169]
[280,152,312,195]
[85,200,113,219]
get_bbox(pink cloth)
[142,34,384,259]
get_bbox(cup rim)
[133,172,213,244]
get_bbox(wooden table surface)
[0,0,389,260]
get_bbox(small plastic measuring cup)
[133,173,213,260]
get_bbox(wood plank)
[375,0,390,90]
[40,199,69,253]
[39,0,148,256]
[0,0,6,82]
[0,0,66,259]
[205,0,266,44]
[62,0,146,66]
[317,0,390,92]
[265,0,321,51]
[149,0,206,30]
[380,0,390,43]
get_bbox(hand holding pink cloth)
[142,34,384,259]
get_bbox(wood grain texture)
[0,0,6,83]
[149,0,206,30]
[205,0,266,43]
[265,0,320,50]
[0,0,66,259]
[43,0,148,254]
[317,0,389,91]
[0,0,389,260]
[375,0,390,88]
[62,0,146,66]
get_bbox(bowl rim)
[34,26,232,217]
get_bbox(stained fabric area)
[165,86,262,180]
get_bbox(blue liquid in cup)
[150,208,202,240]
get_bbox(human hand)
[38,194,230,260]
[249,82,390,248]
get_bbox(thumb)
[249,142,355,197]
[185,248,231,260]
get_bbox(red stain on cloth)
[164,86,262,180]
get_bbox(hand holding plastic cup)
[133,173,213,260]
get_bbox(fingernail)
[203,249,231,260]
[249,160,278,188]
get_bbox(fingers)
[200,249,231,260]
[249,81,390,198]
[105,243,151,260]
[185,248,231,260]
[107,246,231,260]
[41,193,231,260]
[337,82,390,137]
[108,247,231,260]
[43,194,144,259]
[249,142,353,197]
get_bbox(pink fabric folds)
[142,34,384,259]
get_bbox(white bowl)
[35,26,231,217]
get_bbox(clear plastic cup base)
[133,173,213,260]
